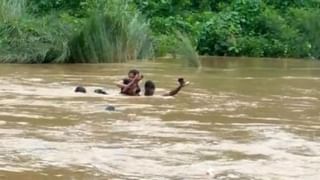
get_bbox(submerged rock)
[106,105,116,111]
[75,86,87,93]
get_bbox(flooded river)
[0,58,319,180]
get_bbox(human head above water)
[144,80,156,96]
[74,86,86,93]
[128,69,140,80]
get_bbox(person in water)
[144,78,189,96]
[75,86,87,93]
[116,69,143,96]
[74,69,142,95]
[75,78,189,96]
[116,68,189,96]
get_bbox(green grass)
[0,0,26,22]
[0,0,153,63]
[68,11,153,63]
[175,31,201,68]
[0,0,74,63]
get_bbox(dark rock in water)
[75,86,86,93]
[94,89,108,95]
[106,105,116,111]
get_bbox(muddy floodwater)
[0,58,319,180]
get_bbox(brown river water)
[0,58,319,180]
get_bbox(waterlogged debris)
[206,168,215,176]
[94,89,108,95]
[105,105,116,111]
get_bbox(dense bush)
[0,0,78,63]
[0,0,153,63]
[68,10,153,63]
[135,0,320,59]
[27,0,85,16]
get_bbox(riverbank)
[1,0,320,64]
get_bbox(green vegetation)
[0,0,154,63]
[175,31,201,68]
[68,1,153,63]
[0,0,77,63]
[1,0,320,64]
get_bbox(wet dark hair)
[144,80,156,96]
[178,78,184,84]
[128,69,140,76]
[145,80,155,89]
[75,86,86,93]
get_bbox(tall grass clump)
[0,0,74,63]
[0,0,152,63]
[68,0,153,63]
[0,0,26,22]
[175,31,201,68]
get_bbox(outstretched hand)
[178,78,190,87]
[163,78,190,96]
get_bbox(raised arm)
[116,78,134,91]
[122,75,143,93]
[163,78,189,96]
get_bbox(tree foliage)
[139,0,320,59]
[1,0,320,63]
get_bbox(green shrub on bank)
[197,11,241,56]
[1,0,320,63]
[194,0,320,59]
[0,0,78,63]
[153,34,178,57]
[288,8,320,58]
[175,31,200,68]
[0,0,153,63]
[27,0,85,16]
[68,0,153,63]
